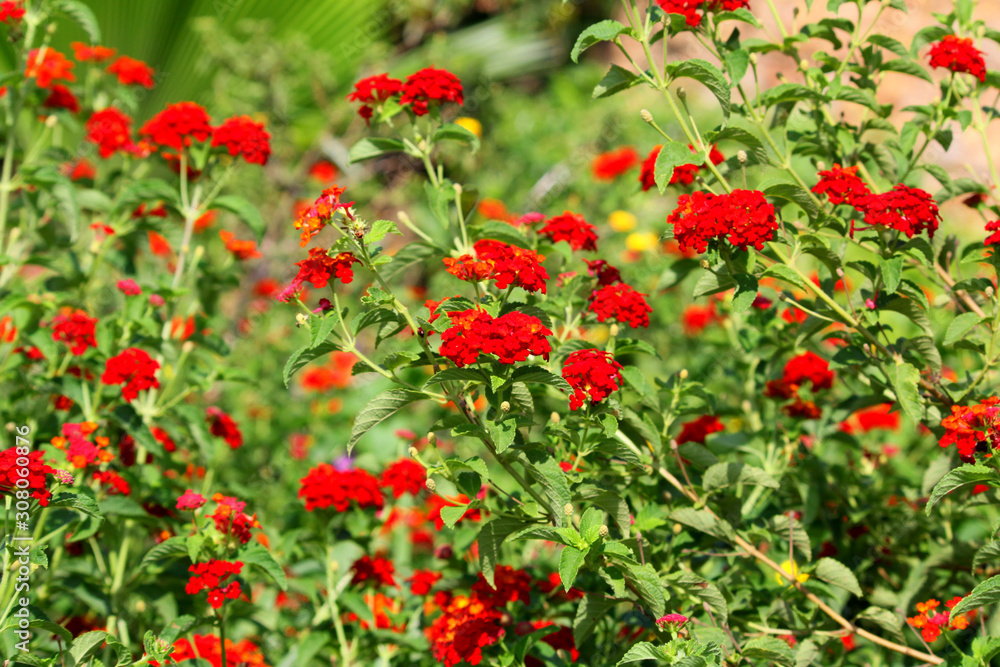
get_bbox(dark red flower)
[929,35,986,82]
[206,407,242,449]
[471,565,532,607]
[212,116,271,165]
[426,594,504,667]
[351,555,397,588]
[676,415,724,445]
[50,309,97,355]
[584,259,621,285]
[589,283,652,328]
[381,459,426,498]
[42,84,79,113]
[299,463,384,512]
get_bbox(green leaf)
[868,33,908,56]
[762,264,810,291]
[880,58,933,83]
[757,83,827,107]
[511,366,571,394]
[239,542,288,591]
[653,140,697,193]
[559,546,587,590]
[283,341,341,387]
[879,257,903,294]
[574,594,618,644]
[944,312,986,346]
[486,418,517,454]
[950,574,1000,617]
[886,362,922,424]
[476,220,531,248]
[309,313,341,350]
[624,563,667,617]
[51,0,101,42]
[616,642,668,665]
[138,536,188,569]
[70,631,131,666]
[814,557,862,596]
[349,389,427,452]
[48,490,102,518]
[725,48,750,84]
[432,123,481,154]
[440,503,470,529]
[743,637,794,667]
[703,462,779,490]
[425,368,484,386]
[348,137,407,163]
[973,541,1000,571]
[855,606,904,642]
[671,507,735,541]
[210,195,266,242]
[364,219,402,245]
[709,125,769,165]
[571,20,633,62]
[478,518,527,587]
[926,464,998,514]
[732,273,759,314]
[593,64,642,99]
[714,8,762,27]
[667,59,733,119]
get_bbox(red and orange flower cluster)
[939,396,999,461]
[185,560,244,610]
[906,597,975,643]
[562,349,623,410]
[444,240,549,293]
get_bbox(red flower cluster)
[427,493,482,530]
[292,186,355,247]
[986,220,1000,246]
[85,107,133,158]
[584,259,621,286]
[592,147,639,180]
[206,406,243,449]
[139,102,212,152]
[279,249,360,302]
[101,348,160,401]
[640,144,725,191]
[426,594,505,667]
[445,240,549,293]
[51,421,112,469]
[539,212,598,251]
[185,560,243,609]
[43,85,79,113]
[351,555,397,588]
[409,569,442,595]
[212,116,271,165]
[906,597,975,643]
[380,458,426,498]
[400,67,465,116]
[765,351,834,401]
[439,309,552,367]
[207,494,259,544]
[93,470,130,495]
[153,634,269,667]
[656,0,750,28]
[106,56,155,87]
[561,349,623,410]
[347,73,403,121]
[26,48,75,88]
[298,463,384,512]
[853,184,940,238]
[50,309,97,355]
[0,448,56,506]
[939,396,999,461]
[840,404,900,434]
[812,164,870,206]
[0,2,24,24]
[928,36,987,82]
[588,283,652,328]
[471,565,533,607]
[676,415,724,445]
[667,189,777,252]
[71,43,116,62]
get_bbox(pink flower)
[117,279,141,296]
[177,489,207,510]
[865,298,876,310]
[149,294,165,307]
[54,469,74,485]
[656,613,689,627]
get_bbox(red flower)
[639,145,661,191]
[106,56,155,87]
[117,279,141,296]
[783,351,835,392]
[676,415,724,445]
[219,230,261,260]
[589,283,652,328]
[347,73,403,121]
[85,107,133,158]
[812,164,870,206]
[841,404,900,434]
[656,0,703,27]
[0,448,56,506]
[667,189,777,253]
[0,1,24,24]
[536,572,585,600]
[298,463,384,512]
[471,239,549,293]
[939,396,1000,460]
[176,489,207,510]
[584,259,621,285]
[426,493,481,529]
[139,102,212,152]
[984,220,1000,246]
[287,249,359,295]
[471,565,532,606]
[71,42,116,62]
[101,348,160,401]
[539,212,598,251]
[42,84,79,113]
[562,349,623,410]
[438,309,552,367]
[381,459,426,498]
[408,570,442,596]
[212,116,271,165]
[206,406,243,449]
[426,595,504,667]
[50,309,97,355]
[186,560,243,609]
[308,160,339,182]
[26,49,75,88]
[928,35,986,82]
[784,397,822,419]
[400,67,464,116]
[292,186,355,247]
[351,555,397,588]
[93,470,130,495]
[854,185,940,239]
[207,494,259,544]
[592,147,639,180]
[64,158,96,181]
[443,254,495,283]
[682,303,719,335]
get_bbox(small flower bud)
[644,464,653,475]
[676,87,687,101]
[500,401,511,413]
[408,446,418,458]
[737,150,747,164]
[776,72,786,82]
[679,369,688,380]
[563,503,574,516]
[749,53,759,65]
[836,267,845,278]
[987,286,995,298]
[136,599,147,612]
[777,291,787,301]
[598,525,609,538]
[425,478,436,492]
[699,259,711,269]
[551,412,561,423]
[427,432,437,446]
[863,343,871,355]
[612,408,621,419]
[609,323,619,337]
[295,313,308,327]
[45,115,58,128]
[181,341,195,355]
[640,109,654,123]
[673,523,683,534]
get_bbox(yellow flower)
[454,117,482,138]
[608,210,637,232]
[626,232,658,252]
[776,560,810,586]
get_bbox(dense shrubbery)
[3,0,1000,666]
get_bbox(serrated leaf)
[283,341,341,387]
[743,636,794,666]
[559,546,587,590]
[138,536,187,569]
[348,137,407,163]
[926,464,998,514]
[671,507,735,541]
[364,219,402,245]
[571,20,633,62]
[478,518,527,587]
[512,366,571,393]
[211,195,266,242]
[440,503,470,529]
[703,462,779,490]
[879,257,903,294]
[51,0,101,42]
[432,123,481,154]
[349,389,427,452]
[654,140,697,193]
[974,541,1000,570]
[732,273,758,313]
[239,543,288,591]
[48,490,102,518]
[762,264,809,291]
[616,642,668,665]
[425,368,484,386]
[593,64,642,99]
[855,606,904,642]
[814,557,862,596]
[886,362,922,424]
[667,59,732,119]
[880,58,933,83]
[486,418,516,454]
[574,594,617,644]
[944,312,986,346]
[950,574,1000,616]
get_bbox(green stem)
[325,544,353,667]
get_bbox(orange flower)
[148,231,172,257]
[219,230,261,260]
[0,315,17,343]
[194,210,216,232]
